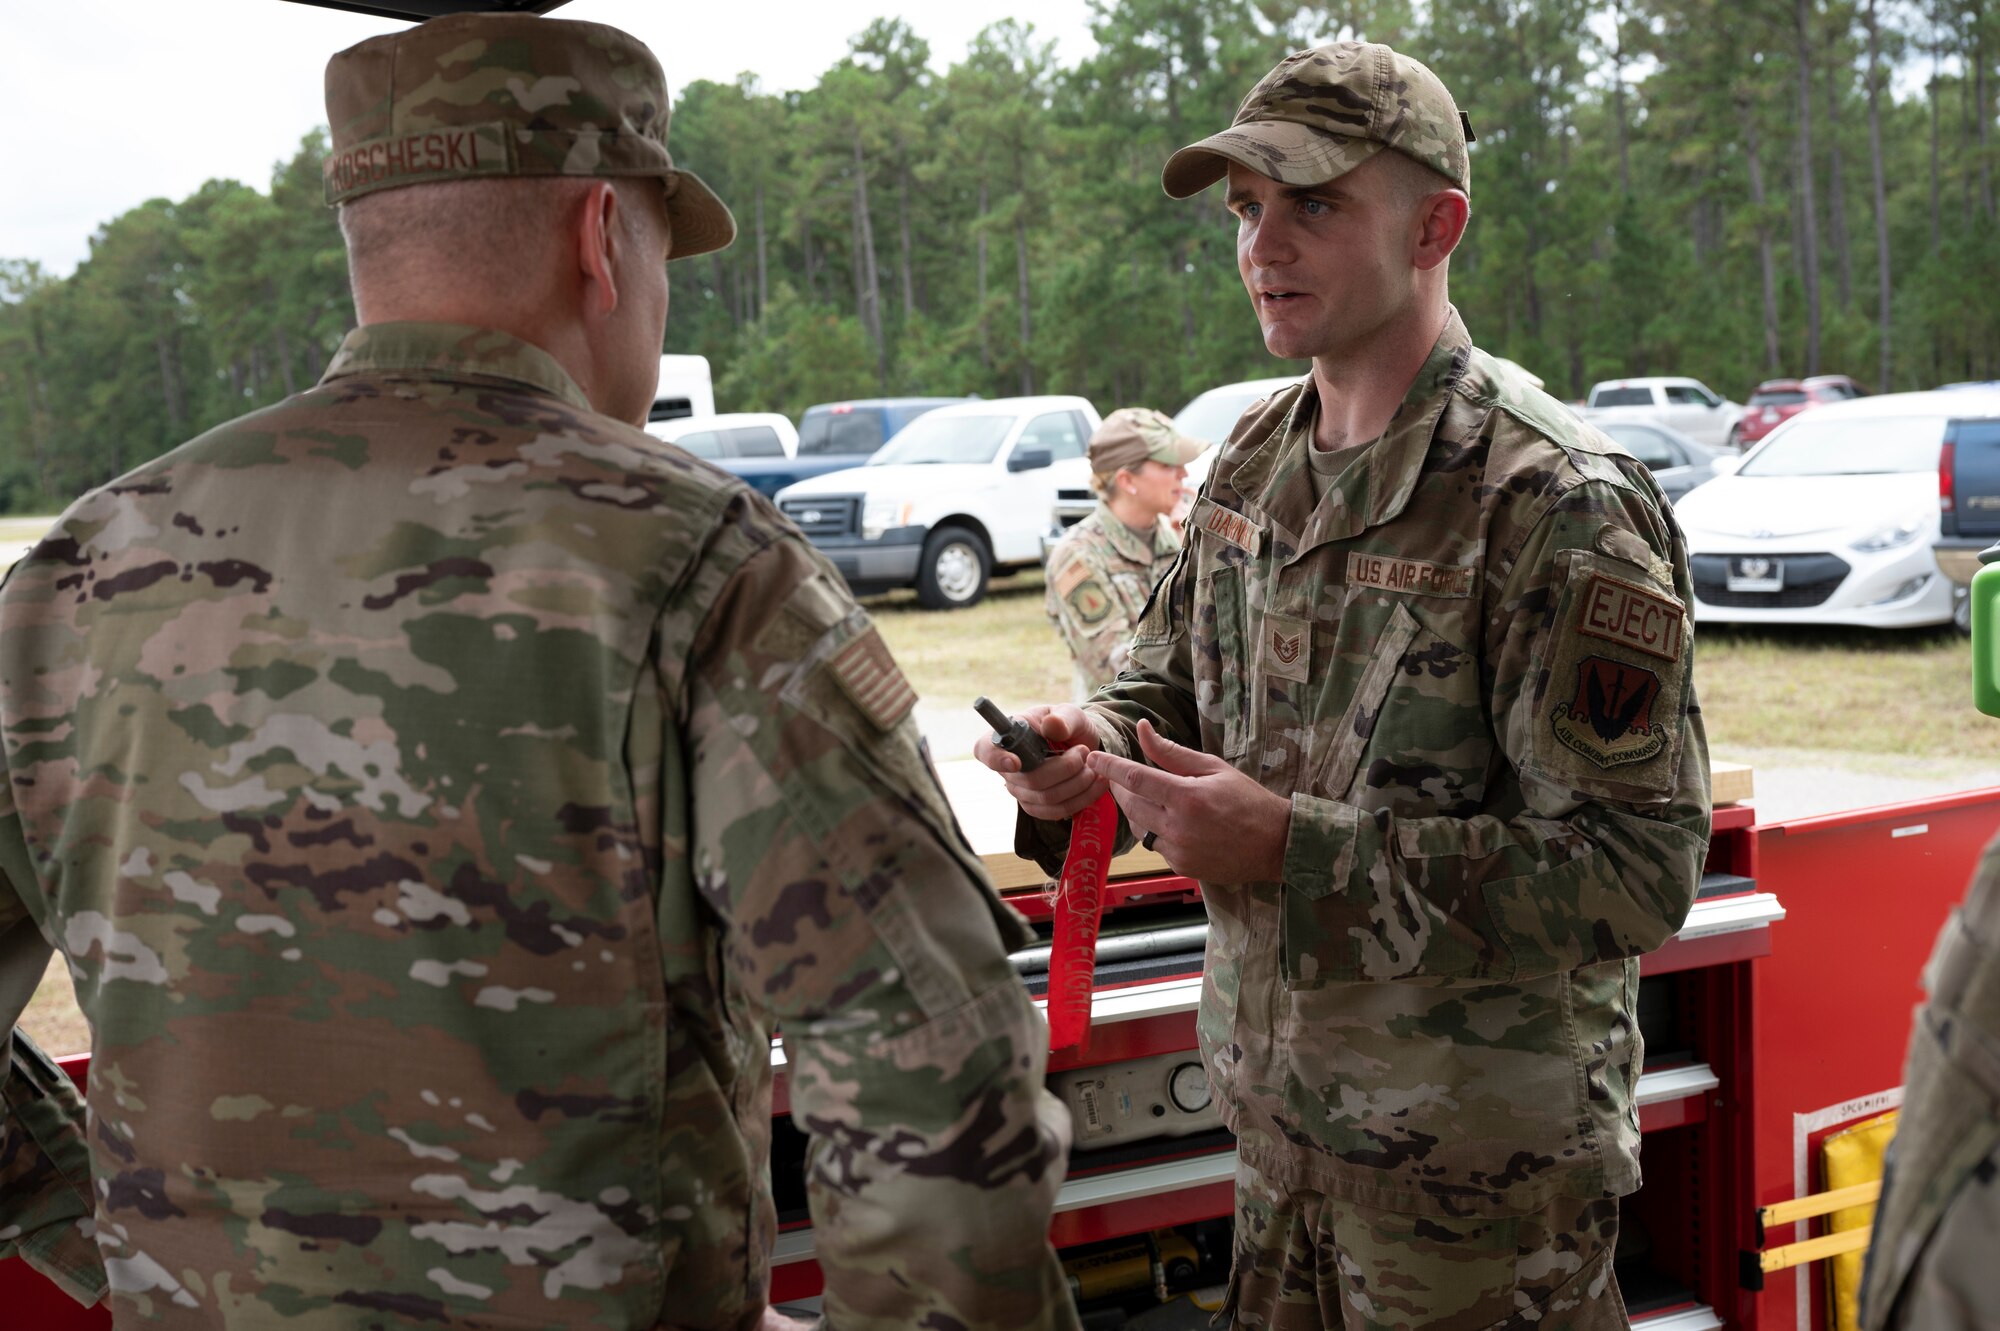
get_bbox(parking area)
[881,574,2000,819]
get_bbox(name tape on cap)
[324,124,511,202]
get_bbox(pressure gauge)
[1167,1062,1212,1114]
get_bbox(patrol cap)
[1162,41,1472,201]
[323,12,736,260]
[1088,408,1208,476]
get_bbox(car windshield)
[869,413,1017,465]
[1750,390,1806,406]
[798,408,885,456]
[1737,415,1946,477]
[1175,388,1272,444]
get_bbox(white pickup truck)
[1580,376,1747,450]
[774,395,1101,609]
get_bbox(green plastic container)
[1975,555,2000,717]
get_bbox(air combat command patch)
[1551,655,1666,767]
[1532,548,1690,797]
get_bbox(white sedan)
[1675,389,2000,628]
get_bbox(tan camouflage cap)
[1088,408,1208,475]
[1162,42,1473,201]
[323,12,736,260]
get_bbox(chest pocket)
[1311,600,1483,812]
[1284,600,1486,990]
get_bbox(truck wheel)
[1727,425,1745,451]
[916,526,989,610]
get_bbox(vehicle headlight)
[861,498,916,539]
[1851,516,1928,553]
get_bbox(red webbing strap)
[1045,787,1117,1052]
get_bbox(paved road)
[1715,747,2000,824]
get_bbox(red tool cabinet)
[768,794,1777,1329]
[12,779,2000,1330]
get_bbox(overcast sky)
[3,0,1103,277]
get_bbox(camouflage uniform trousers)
[1863,836,2000,1331]
[1224,1160,1629,1331]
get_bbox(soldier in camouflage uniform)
[1860,546,2000,1329]
[0,14,1076,1330]
[1045,408,1206,700]
[979,42,1708,1330]
[1859,843,2000,1330]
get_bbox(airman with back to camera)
[0,13,1076,1329]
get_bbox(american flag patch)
[829,630,917,730]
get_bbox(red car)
[1736,374,1866,447]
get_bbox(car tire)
[1954,584,1973,637]
[915,525,990,610]
[1727,425,1744,451]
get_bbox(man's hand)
[973,703,1109,822]
[759,1309,816,1331]
[1084,719,1291,883]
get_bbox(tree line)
[1,0,1995,514]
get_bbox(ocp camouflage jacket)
[0,322,1076,1330]
[1044,503,1181,700]
[1024,309,1711,1216]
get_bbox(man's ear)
[1413,190,1470,273]
[577,180,622,319]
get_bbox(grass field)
[874,571,1997,762]
[16,573,1991,1057]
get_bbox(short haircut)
[1377,149,1461,217]
[339,177,668,296]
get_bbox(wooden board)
[937,758,1756,890]
[1712,760,1754,807]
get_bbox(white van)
[650,354,716,423]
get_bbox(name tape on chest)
[1575,573,1683,662]
[1346,553,1476,599]
[1190,497,1262,556]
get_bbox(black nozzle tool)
[974,697,1051,773]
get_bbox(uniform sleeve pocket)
[1521,549,1689,805]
